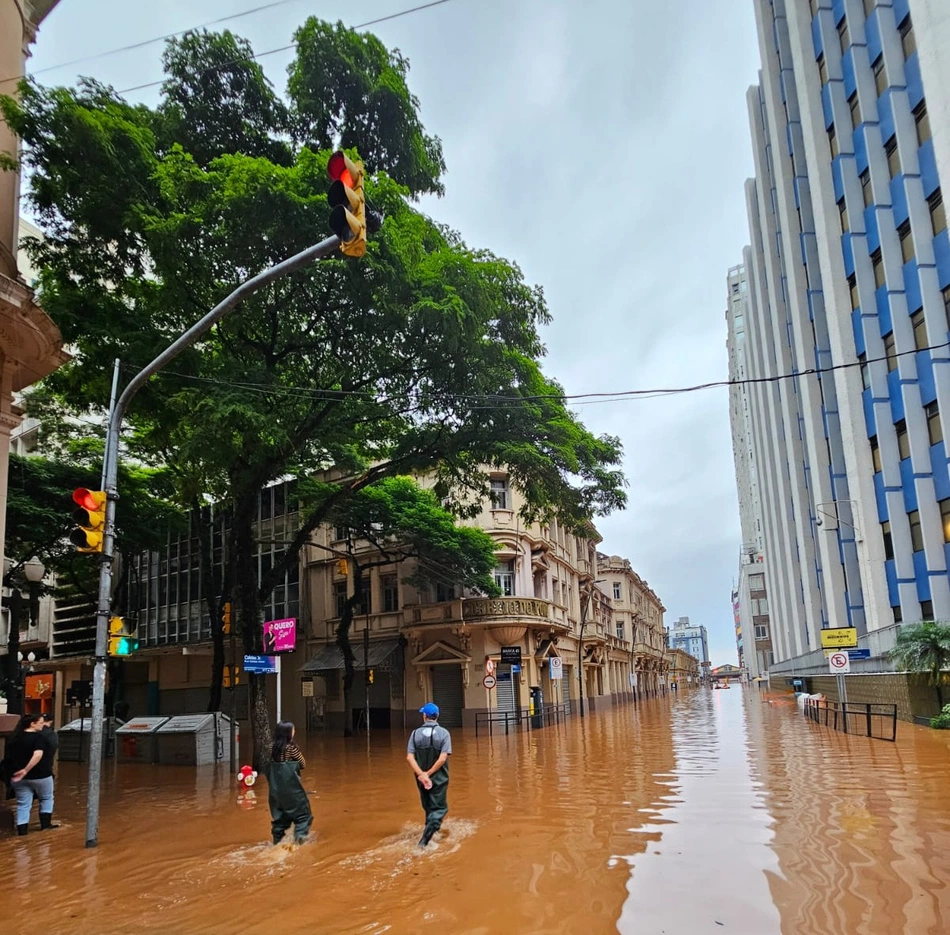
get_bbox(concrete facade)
[737,0,950,687]
[667,616,709,665]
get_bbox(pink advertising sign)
[263,617,296,654]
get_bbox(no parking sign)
[549,657,563,680]
[828,651,851,674]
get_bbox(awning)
[300,638,402,673]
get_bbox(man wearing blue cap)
[406,702,452,847]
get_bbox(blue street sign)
[847,649,871,660]
[244,654,278,674]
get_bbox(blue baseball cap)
[419,703,439,718]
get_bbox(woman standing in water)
[6,713,56,835]
[267,721,312,845]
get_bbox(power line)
[117,0,458,96]
[0,0,310,88]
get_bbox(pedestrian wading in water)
[267,721,312,845]
[2,712,58,835]
[406,703,452,847]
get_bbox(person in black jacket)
[6,713,56,835]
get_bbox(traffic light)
[336,559,348,577]
[108,617,139,657]
[70,488,107,553]
[221,602,232,635]
[327,151,365,257]
[368,668,374,684]
[223,664,241,688]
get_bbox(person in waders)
[266,721,312,845]
[406,703,452,847]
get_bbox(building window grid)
[885,137,900,178]
[914,102,931,147]
[818,53,828,86]
[926,402,943,446]
[940,499,950,544]
[911,310,928,350]
[896,420,910,459]
[883,331,897,371]
[899,16,916,59]
[839,197,849,232]
[872,55,887,97]
[872,249,885,288]
[861,170,873,209]
[848,92,862,130]
[898,221,914,263]
[838,18,850,55]
[908,510,924,553]
[882,521,894,560]
[870,435,882,472]
[929,191,946,236]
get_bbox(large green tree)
[313,475,500,735]
[889,621,950,710]
[1,21,625,765]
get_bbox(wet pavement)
[5,688,950,935]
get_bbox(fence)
[474,700,573,737]
[804,698,898,741]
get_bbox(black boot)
[272,831,285,845]
[418,823,438,848]
[17,824,28,836]
[39,813,59,830]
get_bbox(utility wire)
[0,0,310,88]
[117,0,458,95]
[114,339,950,408]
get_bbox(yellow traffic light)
[368,668,374,684]
[70,488,107,553]
[336,558,348,577]
[108,617,138,657]
[221,601,232,635]
[327,151,365,257]
[223,664,241,688]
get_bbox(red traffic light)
[327,151,354,189]
[73,488,104,512]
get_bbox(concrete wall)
[808,672,943,722]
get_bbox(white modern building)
[735,0,950,682]
[667,616,709,666]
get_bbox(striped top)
[277,742,306,769]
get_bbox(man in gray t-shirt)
[406,703,452,847]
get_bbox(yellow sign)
[820,627,858,649]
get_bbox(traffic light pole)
[85,233,341,848]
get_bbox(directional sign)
[820,628,858,649]
[848,648,871,660]
[549,656,563,680]
[244,654,278,674]
[828,651,851,674]
[483,674,497,690]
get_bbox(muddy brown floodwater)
[5,689,950,935]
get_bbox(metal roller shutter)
[495,664,517,713]
[431,664,464,727]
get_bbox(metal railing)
[474,701,573,737]
[804,698,897,741]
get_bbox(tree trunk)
[194,503,224,714]
[232,500,270,770]
[336,566,363,738]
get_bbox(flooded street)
[7,689,950,935]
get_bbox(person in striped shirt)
[266,721,312,844]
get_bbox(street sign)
[263,617,296,653]
[828,651,851,674]
[549,656,563,680]
[244,654,278,674]
[848,648,871,660]
[483,675,497,690]
[820,627,858,649]
[485,657,495,676]
[500,646,522,665]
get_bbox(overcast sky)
[23,0,762,665]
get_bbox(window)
[872,249,885,288]
[883,331,897,370]
[849,275,860,310]
[944,287,950,332]
[896,419,910,459]
[899,15,916,59]
[611,582,622,600]
[750,574,765,590]
[839,197,849,232]
[494,560,514,596]
[334,581,348,618]
[756,598,770,615]
[926,401,943,445]
[940,498,950,543]
[490,478,509,510]
[859,352,870,389]
[882,521,894,560]
[921,600,934,619]
[909,510,924,552]
[333,525,348,542]
[435,582,455,603]
[356,582,371,614]
[893,604,903,623]
[862,0,875,16]
[929,191,947,236]
[911,310,928,350]
[872,55,887,96]
[616,622,625,641]
[818,53,829,85]
[382,575,399,612]
[861,170,873,208]
[899,221,914,263]
[885,136,900,178]
[754,625,769,641]
[848,92,862,129]
[828,125,839,158]
[838,17,850,54]
[870,435,882,472]
[914,102,931,146]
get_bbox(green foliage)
[321,476,501,596]
[889,621,950,709]
[930,703,950,730]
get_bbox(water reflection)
[4,690,950,934]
